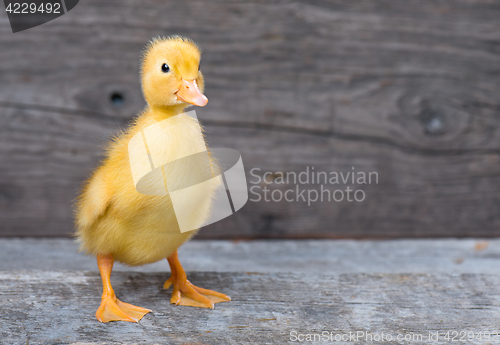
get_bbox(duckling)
[75,36,230,323]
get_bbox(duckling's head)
[141,36,207,109]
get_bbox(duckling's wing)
[75,167,112,233]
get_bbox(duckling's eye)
[198,64,200,71]
[161,63,170,73]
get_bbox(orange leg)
[95,254,151,323]
[163,251,231,309]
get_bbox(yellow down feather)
[75,36,213,266]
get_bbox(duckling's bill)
[176,79,208,106]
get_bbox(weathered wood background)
[1,0,500,238]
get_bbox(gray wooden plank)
[0,270,499,344]
[1,0,500,238]
[0,238,498,275]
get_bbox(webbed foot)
[164,251,231,309]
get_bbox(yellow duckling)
[75,36,230,323]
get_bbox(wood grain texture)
[1,0,500,237]
[0,270,499,344]
[0,238,498,274]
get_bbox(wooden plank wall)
[1,0,500,238]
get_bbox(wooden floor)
[1,239,499,344]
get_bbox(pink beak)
[175,79,208,107]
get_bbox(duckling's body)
[75,36,230,323]
[77,109,207,266]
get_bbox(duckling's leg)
[95,254,151,323]
[163,251,231,309]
